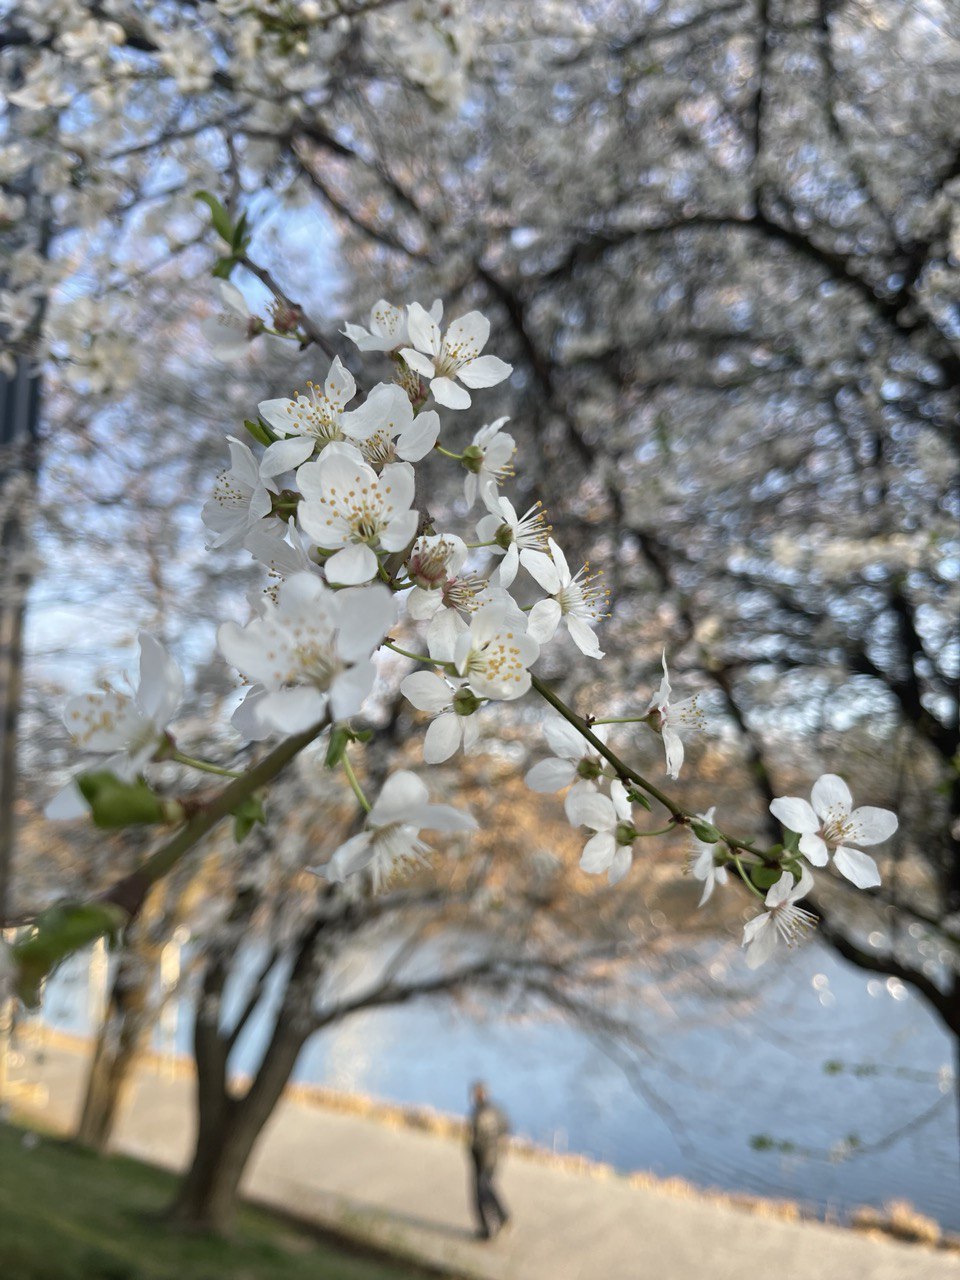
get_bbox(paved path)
[11,1041,960,1280]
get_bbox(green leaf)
[243,417,274,447]
[77,772,181,829]
[12,902,129,1008]
[211,255,238,280]
[750,865,784,891]
[625,786,652,810]
[232,794,266,844]
[194,190,235,246]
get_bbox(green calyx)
[576,757,602,780]
[461,444,485,474]
[615,821,638,847]
[452,687,482,716]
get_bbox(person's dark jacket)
[469,1101,509,1174]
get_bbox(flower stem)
[731,854,767,900]
[530,673,770,861]
[590,715,651,725]
[342,753,371,813]
[635,825,677,838]
[170,750,243,779]
[382,639,433,664]
[435,445,464,461]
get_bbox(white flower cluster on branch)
[47,288,900,972]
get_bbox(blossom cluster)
[50,295,899,967]
[1,1,474,387]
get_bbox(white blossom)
[400,670,481,762]
[405,534,480,621]
[742,869,817,969]
[566,780,636,885]
[258,357,356,454]
[525,717,608,794]
[218,572,394,734]
[463,419,516,507]
[646,653,704,780]
[321,770,477,889]
[48,634,183,819]
[770,774,896,890]
[201,435,304,551]
[475,489,549,587]
[688,807,728,906]
[297,452,418,585]
[430,604,540,701]
[523,537,608,658]
[340,382,441,464]
[401,305,512,410]
[200,280,258,360]
[342,298,442,352]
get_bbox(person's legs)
[472,1161,494,1238]
[474,1166,506,1238]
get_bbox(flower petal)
[798,832,829,866]
[579,831,616,874]
[424,713,462,763]
[833,846,881,890]
[525,758,577,792]
[324,543,378,585]
[769,796,820,835]
[457,354,512,388]
[811,773,853,821]
[848,806,898,846]
[430,376,472,410]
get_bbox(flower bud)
[690,819,722,844]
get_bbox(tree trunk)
[167,1023,310,1235]
[0,361,41,925]
[75,987,151,1152]
[167,912,327,1234]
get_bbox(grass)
[0,1123,441,1280]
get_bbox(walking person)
[467,1080,510,1240]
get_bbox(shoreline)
[10,1021,957,1257]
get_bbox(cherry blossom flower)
[400,305,512,410]
[566,780,636,885]
[405,535,485,621]
[342,299,442,352]
[321,771,477,888]
[446,605,540,701]
[296,452,418,585]
[462,419,516,507]
[688,807,728,906]
[257,357,356,458]
[742,868,817,969]
[218,573,394,734]
[646,653,704,780]
[770,774,896,890]
[400,671,481,762]
[475,490,549,587]
[525,718,608,794]
[202,435,310,550]
[523,537,608,659]
[48,634,184,819]
[340,382,441,464]
[200,280,259,361]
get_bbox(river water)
[37,937,959,1231]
